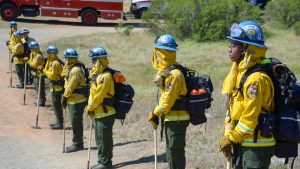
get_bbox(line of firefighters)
[6,20,278,169]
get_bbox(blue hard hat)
[20,28,30,34]
[28,41,40,49]
[12,30,22,37]
[46,45,59,53]
[89,46,109,59]
[154,34,178,51]
[9,21,17,27]
[63,48,78,58]
[227,20,267,48]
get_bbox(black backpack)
[163,64,214,125]
[239,57,300,168]
[101,68,135,122]
[67,62,90,98]
[23,41,31,57]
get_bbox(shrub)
[114,22,134,36]
[143,0,263,42]
[294,21,300,36]
[265,0,300,28]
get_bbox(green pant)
[51,90,63,124]
[234,146,275,169]
[34,75,46,105]
[15,63,24,86]
[94,114,115,166]
[68,101,87,147]
[165,120,189,169]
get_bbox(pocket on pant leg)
[168,131,185,149]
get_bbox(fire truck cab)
[0,0,124,25]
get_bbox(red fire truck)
[0,0,124,25]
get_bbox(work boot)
[49,123,63,130]
[65,145,84,153]
[16,84,24,88]
[90,163,112,169]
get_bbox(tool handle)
[87,118,93,168]
[63,108,66,153]
[154,129,157,169]
[23,63,27,105]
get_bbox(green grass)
[43,28,300,168]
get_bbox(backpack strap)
[239,64,268,97]
[67,62,89,84]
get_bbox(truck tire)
[81,9,98,25]
[0,3,18,21]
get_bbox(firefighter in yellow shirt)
[10,30,25,88]
[6,21,17,50]
[24,41,46,107]
[21,28,35,85]
[148,34,190,169]
[86,46,116,169]
[43,45,64,129]
[219,21,275,169]
[61,48,88,153]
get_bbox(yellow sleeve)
[222,63,238,95]
[31,54,44,69]
[44,60,63,80]
[224,110,236,136]
[63,69,81,98]
[154,73,183,116]
[229,75,264,143]
[12,43,24,55]
[88,73,113,111]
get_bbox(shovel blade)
[32,125,41,129]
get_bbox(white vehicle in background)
[130,0,152,19]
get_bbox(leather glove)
[85,105,94,117]
[148,111,159,129]
[37,65,44,72]
[61,97,68,109]
[6,40,10,46]
[23,57,29,63]
[87,111,94,117]
[219,135,233,159]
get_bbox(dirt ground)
[0,20,169,169]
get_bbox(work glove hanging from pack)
[61,97,68,109]
[219,135,233,160]
[148,111,159,129]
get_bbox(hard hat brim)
[227,36,267,48]
[154,45,178,51]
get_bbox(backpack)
[68,62,90,97]
[102,68,134,122]
[163,64,214,125]
[239,57,300,167]
[23,41,30,57]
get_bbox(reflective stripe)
[281,117,300,122]
[189,98,208,103]
[237,122,254,133]
[118,100,133,104]
[242,138,276,147]
[94,110,116,119]
[68,98,87,104]
[164,115,190,121]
